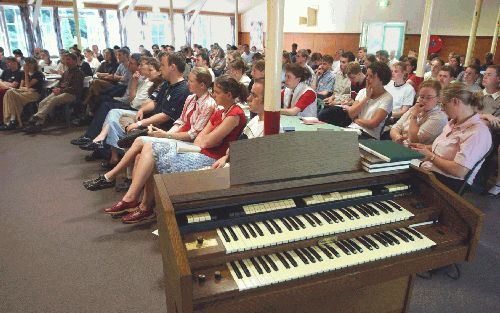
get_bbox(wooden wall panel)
[404,35,500,64]
[240,32,499,64]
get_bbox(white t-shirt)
[241,115,264,139]
[348,88,393,139]
[384,81,415,113]
[87,58,101,71]
[239,74,252,88]
[208,68,215,84]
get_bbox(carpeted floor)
[0,127,498,313]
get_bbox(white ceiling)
[81,0,265,13]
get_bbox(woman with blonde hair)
[412,82,492,193]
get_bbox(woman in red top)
[112,75,247,223]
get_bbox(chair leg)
[64,105,72,128]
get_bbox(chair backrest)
[458,131,495,195]
[316,98,325,114]
[379,111,392,139]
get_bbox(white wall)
[241,0,500,36]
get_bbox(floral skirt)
[151,139,216,174]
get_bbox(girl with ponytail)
[411,82,492,193]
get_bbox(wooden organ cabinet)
[153,132,484,313]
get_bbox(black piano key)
[378,232,396,245]
[302,214,316,227]
[299,248,316,263]
[238,225,250,239]
[362,203,379,215]
[219,228,231,242]
[371,233,389,247]
[294,249,309,264]
[387,200,403,211]
[307,247,323,261]
[287,217,301,230]
[270,219,283,233]
[237,260,251,277]
[251,222,264,236]
[354,205,370,217]
[276,253,290,269]
[390,230,409,242]
[279,218,293,231]
[398,228,415,241]
[227,227,239,241]
[405,227,423,239]
[335,241,351,255]
[318,245,333,259]
[356,236,373,250]
[257,256,271,273]
[309,213,323,225]
[262,220,275,234]
[362,235,379,249]
[372,202,388,214]
[339,208,354,220]
[318,211,333,224]
[250,257,264,274]
[347,239,363,253]
[377,201,394,213]
[345,207,360,219]
[324,210,339,223]
[264,255,279,271]
[341,240,357,254]
[245,224,257,238]
[291,216,306,229]
[330,210,345,222]
[283,251,298,267]
[230,261,243,279]
[325,243,341,257]
[383,231,400,245]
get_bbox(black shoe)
[80,140,104,151]
[0,120,17,131]
[117,129,149,148]
[71,136,92,146]
[83,174,116,191]
[115,178,132,192]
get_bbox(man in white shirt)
[240,44,254,66]
[84,48,101,73]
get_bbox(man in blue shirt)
[311,54,335,100]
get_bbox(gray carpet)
[0,127,498,313]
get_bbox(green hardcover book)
[359,139,424,162]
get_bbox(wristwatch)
[430,154,436,162]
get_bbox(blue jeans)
[104,108,134,149]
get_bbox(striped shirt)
[174,93,217,140]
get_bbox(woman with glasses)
[390,80,448,145]
[411,82,492,193]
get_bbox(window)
[39,8,58,55]
[58,8,106,49]
[173,13,186,48]
[360,22,406,59]
[149,13,168,46]
[3,6,28,55]
[106,10,121,47]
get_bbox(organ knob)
[197,274,206,282]
[214,271,222,280]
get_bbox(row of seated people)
[70,52,496,225]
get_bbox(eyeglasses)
[417,95,438,101]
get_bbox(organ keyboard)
[154,142,483,313]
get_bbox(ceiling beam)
[118,0,133,10]
[184,0,208,14]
